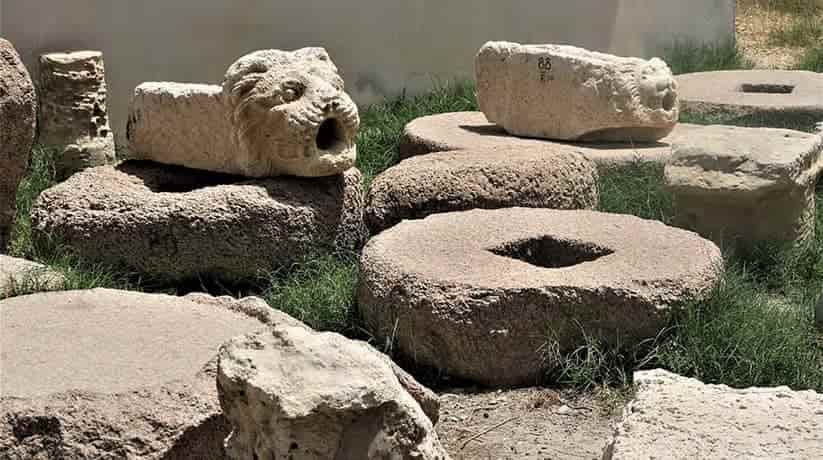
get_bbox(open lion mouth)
[316,118,345,151]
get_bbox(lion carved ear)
[223,55,271,106]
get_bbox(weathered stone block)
[665,125,823,246]
[217,326,450,460]
[476,42,679,142]
[0,39,36,252]
[38,51,116,179]
[128,47,359,178]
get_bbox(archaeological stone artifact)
[38,51,116,179]
[358,208,722,387]
[665,125,823,246]
[0,39,36,252]
[128,47,359,178]
[605,369,823,459]
[476,42,679,142]
[30,162,366,283]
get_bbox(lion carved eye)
[280,81,305,104]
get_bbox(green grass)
[770,18,823,47]
[798,45,823,71]
[662,40,753,75]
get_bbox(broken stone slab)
[397,111,710,170]
[38,51,116,179]
[677,70,823,127]
[358,208,722,387]
[30,161,367,283]
[0,289,281,459]
[664,125,823,246]
[604,369,823,459]
[0,39,36,252]
[217,325,451,460]
[365,146,599,234]
[476,42,678,142]
[128,47,359,178]
[0,255,65,297]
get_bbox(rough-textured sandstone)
[217,326,450,460]
[677,70,823,125]
[665,125,823,246]
[366,147,598,234]
[604,369,823,459]
[38,51,116,179]
[0,255,64,296]
[358,208,722,387]
[0,39,36,252]
[0,289,279,459]
[398,111,709,169]
[30,162,366,283]
[476,42,678,142]
[128,47,359,178]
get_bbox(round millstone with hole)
[398,111,709,169]
[358,208,722,387]
[365,146,599,234]
[677,70,823,127]
[30,161,366,283]
[0,288,288,459]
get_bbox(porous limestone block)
[128,47,359,178]
[217,326,450,460]
[476,41,679,142]
[665,125,823,246]
[38,51,116,178]
[0,39,36,251]
[605,369,823,459]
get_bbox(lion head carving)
[222,48,359,178]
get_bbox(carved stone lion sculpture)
[476,41,679,142]
[128,48,359,178]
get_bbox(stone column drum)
[0,39,37,252]
[38,51,115,179]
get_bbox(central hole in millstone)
[490,237,614,269]
[739,83,796,94]
[316,118,343,150]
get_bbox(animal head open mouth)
[316,118,345,151]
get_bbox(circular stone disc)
[1,289,267,398]
[398,111,706,168]
[677,70,823,116]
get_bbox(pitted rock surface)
[665,125,823,245]
[0,289,280,459]
[476,42,678,142]
[366,146,598,234]
[398,111,707,169]
[677,70,823,125]
[604,369,823,459]
[128,47,359,178]
[0,255,64,296]
[38,51,116,179]
[358,208,722,387]
[30,161,366,283]
[0,39,36,251]
[217,326,450,460]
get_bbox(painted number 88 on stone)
[538,56,553,82]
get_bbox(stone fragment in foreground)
[217,326,450,459]
[358,208,722,387]
[665,125,823,246]
[366,146,599,234]
[30,162,366,283]
[128,47,359,178]
[0,289,282,459]
[0,255,65,296]
[38,51,116,178]
[476,41,678,142]
[604,369,823,459]
[0,39,36,252]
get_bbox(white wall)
[1,0,735,141]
